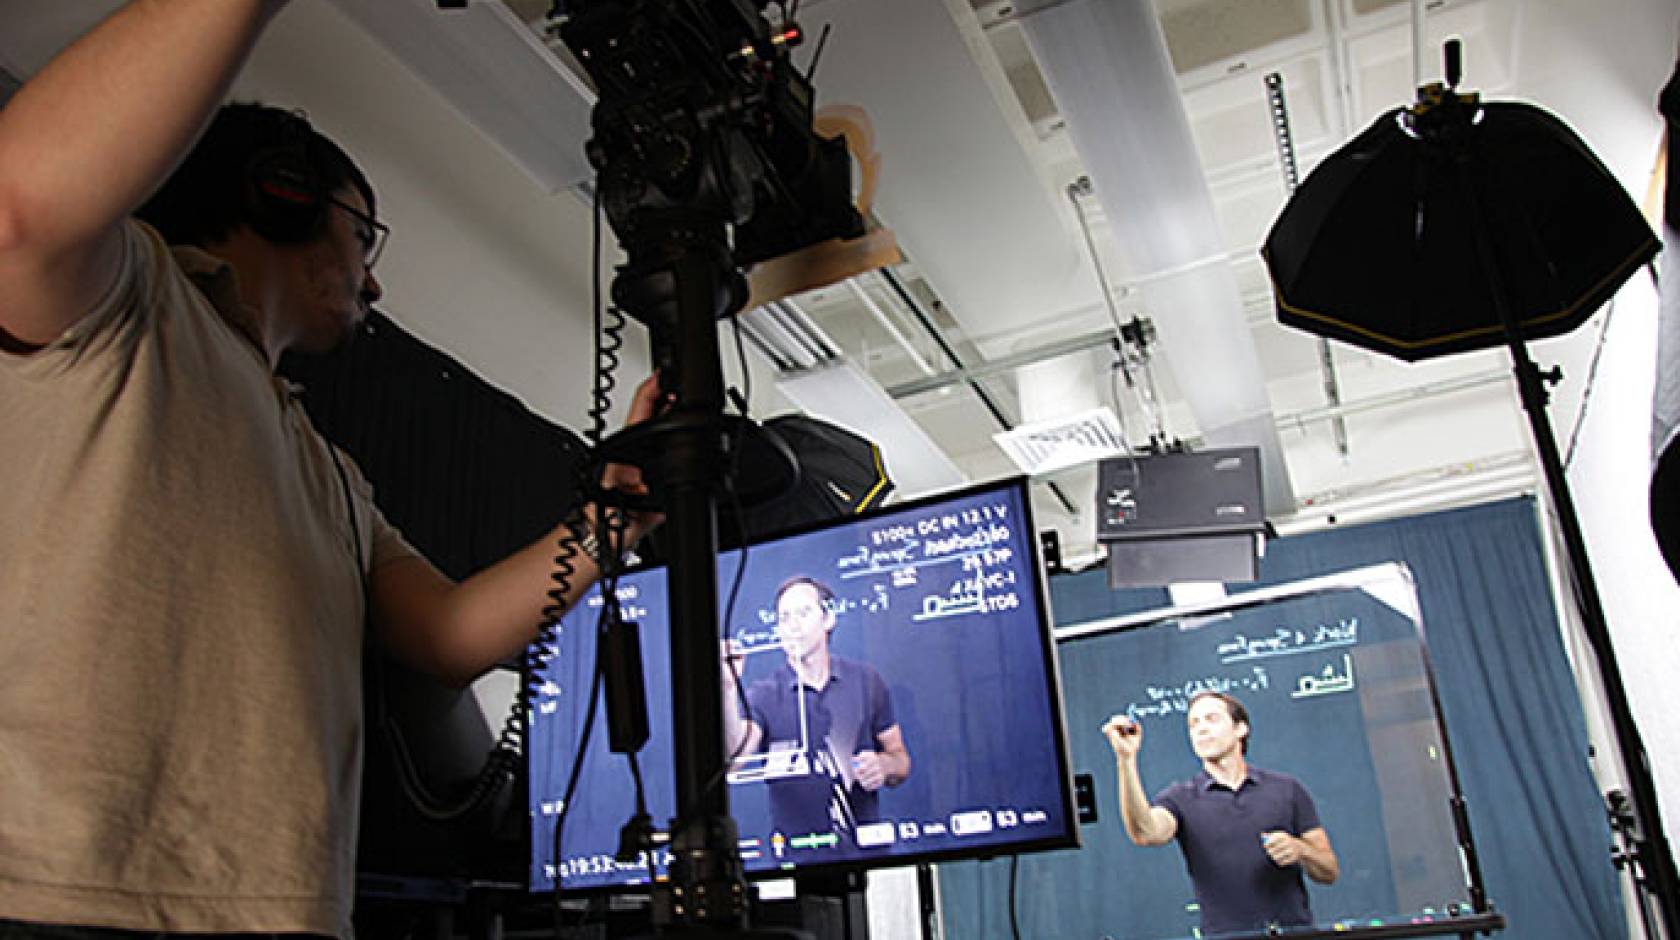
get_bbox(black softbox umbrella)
[636,413,895,562]
[741,413,895,538]
[1263,44,1677,935]
[1264,96,1658,361]
[1650,59,1680,583]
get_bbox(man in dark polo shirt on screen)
[723,575,912,848]
[1103,691,1339,935]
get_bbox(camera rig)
[554,0,863,933]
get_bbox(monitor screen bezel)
[525,474,1081,894]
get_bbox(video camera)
[547,2,869,933]
[555,0,863,274]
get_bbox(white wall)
[1555,272,1680,827]
[1509,0,1680,846]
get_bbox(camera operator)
[0,2,657,936]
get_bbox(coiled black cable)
[330,437,512,824]
[539,181,640,914]
[382,178,629,829]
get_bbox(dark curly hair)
[137,102,373,247]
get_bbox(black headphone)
[244,110,326,244]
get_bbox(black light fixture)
[1096,446,1265,588]
[1263,41,1677,936]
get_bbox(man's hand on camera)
[600,375,669,545]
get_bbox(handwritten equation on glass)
[728,499,1025,655]
[1123,618,1361,721]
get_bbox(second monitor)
[528,476,1077,892]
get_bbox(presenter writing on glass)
[1103,691,1339,935]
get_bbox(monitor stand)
[754,871,869,940]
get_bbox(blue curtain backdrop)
[940,496,1626,940]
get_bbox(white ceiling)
[2,0,1674,565]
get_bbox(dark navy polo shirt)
[1153,765,1322,935]
[744,653,897,840]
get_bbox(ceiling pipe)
[774,298,842,361]
[1068,178,1169,445]
[735,317,796,372]
[740,305,823,371]
[877,268,1080,517]
[1277,368,1511,431]
[886,328,1114,398]
[846,279,940,378]
[1014,0,1297,517]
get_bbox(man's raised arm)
[0,0,287,348]
[1102,714,1178,847]
[719,642,762,759]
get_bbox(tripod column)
[614,213,751,926]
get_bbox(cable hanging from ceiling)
[1065,175,1171,451]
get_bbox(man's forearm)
[721,677,755,758]
[374,381,663,687]
[1303,854,1337,884]
[1115,757,1170,845]
[373,511,612,687]
[1300,839,1340,884]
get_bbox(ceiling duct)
[328,0,596,194]
[1015,0,1296,517]
[777,360,968,500]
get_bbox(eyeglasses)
[327,196,389,269]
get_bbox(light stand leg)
[1459,169,1680,938]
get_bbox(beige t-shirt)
[0,221,417,936]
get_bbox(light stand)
[1416,60,1680,938]
[1610,789,1665,940]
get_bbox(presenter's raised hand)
[1102,714,1144,760]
